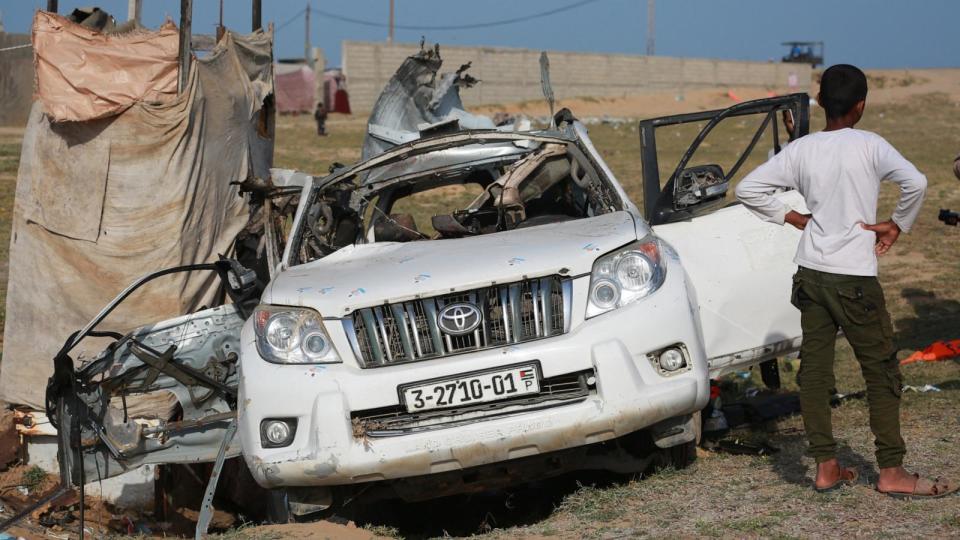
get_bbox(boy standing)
[736,65,954,497]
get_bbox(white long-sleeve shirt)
[735,128,926,276]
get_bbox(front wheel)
[666,411,701,469]
[265,489,292,524]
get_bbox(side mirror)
[673,164,728,209]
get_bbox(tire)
[265,489,292,524]
[666,411,701,469]
[760,359,781,389]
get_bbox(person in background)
[314,101,328,137]
[736,64,955,498]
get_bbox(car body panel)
[239,250,708,487]
[654,190,806,376]
[641,94,809,376]
[267,210,637,318]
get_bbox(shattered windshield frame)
[284,129,626,267]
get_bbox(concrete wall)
[0,32,34,127]
[343,41,812,113]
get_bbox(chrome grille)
[345,276,571,367]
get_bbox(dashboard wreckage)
[45,45,810,527]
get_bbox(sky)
[2,0,957,70]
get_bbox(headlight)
[586,236,666,318]
[253,306,341,364]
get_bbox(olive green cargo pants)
[791,266,906,469]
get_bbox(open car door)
[46,169,314,490]
[46,261,260,489]
[641,94,810,377]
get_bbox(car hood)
[266,211,638,317]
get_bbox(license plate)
[401,364,540,412]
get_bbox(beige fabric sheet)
[1,30,274,409]
[32,11,179,122]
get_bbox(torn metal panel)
[46,261,257,489]
[361,43,503,160]
[195,419,238,539]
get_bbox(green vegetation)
[22,465,47,494]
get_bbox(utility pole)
[128,0,142,24]
[388,0,395,43]
[178,0,192,93]
[646,0,655,56]
[305,2,312,66]
[216,0,224,40]
[46,0,58,13]
[252,0,262,31]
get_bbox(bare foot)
[878,466,956,496]
[815,458,857,490]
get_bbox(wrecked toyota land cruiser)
[48,47,810,518]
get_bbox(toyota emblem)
[437,302,482,336]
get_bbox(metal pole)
[305,3,312,65]
[388,0,395,43]
[645,0,655,56]
[127,0,142,23]
[216,0,225,41]
[178,0,192,94]
[252,0,262,31]
[46,0,58,13]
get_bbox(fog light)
[659,348,686,372]
[261,419,297,448]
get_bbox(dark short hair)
[819,64,868,119]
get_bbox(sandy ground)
[473,68,960,119]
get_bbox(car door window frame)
[639,93,810,226]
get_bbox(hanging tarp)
[1,16,274,409]
[32,11,179,122]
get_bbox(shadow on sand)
[894,288,960,351]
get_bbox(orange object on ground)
[901,340,960,365]
[727,90,741,102]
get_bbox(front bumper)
[238,261,709,488]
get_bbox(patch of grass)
[22,465,47,493]
[557,482,630,523]
[694,518,723,537]
[0,142,20,176]
[725,515,778,533]
[363,524,404,538]
[940,514,960,528]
